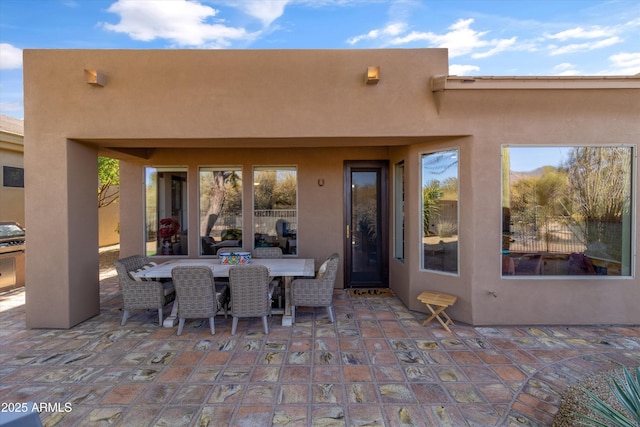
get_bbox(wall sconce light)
[317,179,325,187]
[365,66,380,85]
[84,69,105,87]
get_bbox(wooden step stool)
[417,291,458,332]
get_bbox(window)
[394,162,405,260]
[145,167,188,256]
[421,149,459,273]
[199,167,242,256]
[253,167,297,255]
[3,166,24,188]
[502,146,633,276]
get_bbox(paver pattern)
[0,274,638,426]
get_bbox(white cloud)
[0,43,23,70]
[102,0,253,47]
[552,62,581,76]
[549,36,622,55]
[543,19,638,58]
[389,18,493,57]
[608,52,640,74]
[383,18,516,59]
[472,37,517,59]
[553,62,575,71]
[347,22,407,45]
[449,64,480,75]
[545,26,613,41]
[229,0,290,27]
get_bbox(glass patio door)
[344,161,389,288]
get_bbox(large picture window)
[502,146,633,276]
[145,167,188,256]
[199,167,242,256]
[253,167,297,255]
[421,149,459,273]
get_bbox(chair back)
[172,266,218,318]
[253,247,283,259]
[229,265,271,317]
[114,254,152,285]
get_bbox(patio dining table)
[131,258,315,327]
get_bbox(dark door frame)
[343,160,389,288]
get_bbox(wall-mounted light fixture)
[365,66,380,85]
[84,69,105,87]
[317,179,325,187]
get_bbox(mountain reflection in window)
[502,146,632,277]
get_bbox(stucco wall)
[420,87,640,325]
[22,48,639,328]
[23,49,447,140]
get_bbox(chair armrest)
[124,280,174,298]
[291,278,334,305]
[291,278,325,288]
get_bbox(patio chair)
[253,247,283,308]
[253,247,283,259]
[229,265,274,335]
[290,253,339,323]
[214,246,248,312]
[114,255,175,326]
[171,266,223,335]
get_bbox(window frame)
[501,144,635,279]
[419,148,460,275]
[394,161,405,261]
[198,166,243,257]
[143,166,189,257]
[252,165,298,256]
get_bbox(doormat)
[349,288,395,298]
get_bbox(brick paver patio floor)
[1,273,638,426]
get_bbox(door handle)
[346,225,350,239]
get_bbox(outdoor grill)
[0,221,26,292]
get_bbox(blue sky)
[1,0,639,119]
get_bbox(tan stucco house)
[23,48,640,329]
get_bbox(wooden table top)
[417,291,458,307]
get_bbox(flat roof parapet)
[432,74,640,91]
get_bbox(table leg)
[422,304,453,332]
[281,276,293,326]
[163,299,179,328]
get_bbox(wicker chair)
[214,247,248,313]
[253,247,283,259]
[172,266,223,335]
[253,247,283,308]
[291,253,339,323]
[228,265,273,335]
[114,255,175,326]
